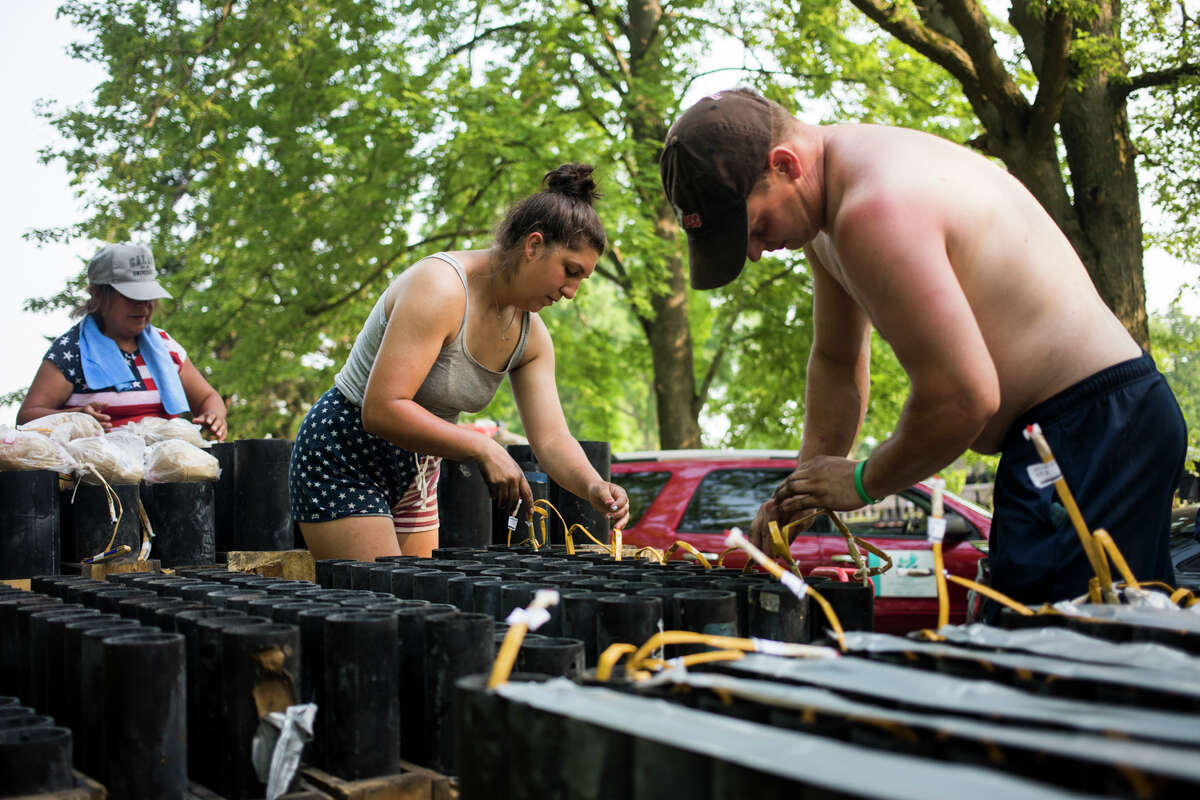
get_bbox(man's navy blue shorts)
[288,387,419,522]
[988,353,1185,610]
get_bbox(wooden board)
[8,770,106,799]
[1,579,31,591]
[187,780,329,799]
[226,550,316,583]
[80,558,161,581]
[300,762,456,800]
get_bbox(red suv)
[611,450,991,634]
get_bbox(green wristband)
[854,459,877,505]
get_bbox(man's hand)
[748,498,783,551]
[772,455,866,518]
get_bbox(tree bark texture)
[626,0,704,448]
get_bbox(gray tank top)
[333,252,531,422]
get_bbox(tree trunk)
[1005,0,1148,347]
[986,2,1147,347]
[1058,70,1148,346]
[641,251,702,449]
[626,0,703,449]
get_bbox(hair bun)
[543,163,600,205]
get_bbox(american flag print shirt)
[43,319,189,428]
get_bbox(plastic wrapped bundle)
[144,439,220,483]
[68,431,144,485]
[0,426,77,473]
[17,412,105,443]
[126,417,208,448]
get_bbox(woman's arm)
[360,259,533,514]
[17,360,113,429]
[179,360,228,442]
[508,318,630,528]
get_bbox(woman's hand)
[77,402,113,432]
[193,410,228,442]
[588,481,630,530]
[477,438,534,516]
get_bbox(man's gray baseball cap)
[87,243,171,301]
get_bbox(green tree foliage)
[28,0,1194,462]
[765,0,1200,349]
[29,0,862,448]
[1151,304,1200,452]
[40,0,437,437]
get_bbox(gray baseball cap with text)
[87,243,172,301]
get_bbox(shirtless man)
[660,88,1186,608]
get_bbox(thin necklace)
[490,268,519,341]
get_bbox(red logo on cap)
[681,213,702,230]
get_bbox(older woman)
[17,243,227,440]
[289,164,630,560]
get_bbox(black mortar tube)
[323,611,400,780]
[425,611,494,774]
[101,632,187,799]
[216,622,300,799]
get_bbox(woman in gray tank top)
[289,164,631,561]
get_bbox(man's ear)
[767,145,802,180]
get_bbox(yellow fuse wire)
[664,540,713,569]
[933,540,949,629]
[626,630,839,673]
[1023,424,1114,602]
[488,589,559,688]
[568,523,609,550]
[1091,529,1140,590]
[634,546,667,565]
[927,476,950,631]
[944,574,1033,616]
[595,642,637,682]
[724,528,846,651]
[824,510,871,585]
[640,649,746,672]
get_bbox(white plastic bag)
[143,439,220,483]
[125,416,209,448]
[68,431,145,485]
[0,425,77,473]
[252,704,316,800]
[18,411,105,443]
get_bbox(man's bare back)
[662,87,1184,604]
[814,124,1141,453]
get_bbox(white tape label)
[1026,460,1062,488]
[779,572,808,598]
[506,607,551,631]
[925,516,946,544]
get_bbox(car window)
[838,489,980,539]
[679,469,804,533]
[618,470,673,528]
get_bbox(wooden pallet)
[300,762,457,800]
[8,771,106,799]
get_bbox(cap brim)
[111,280,172,301]
[685,202,748,290]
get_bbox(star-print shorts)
[288,387,421,523]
